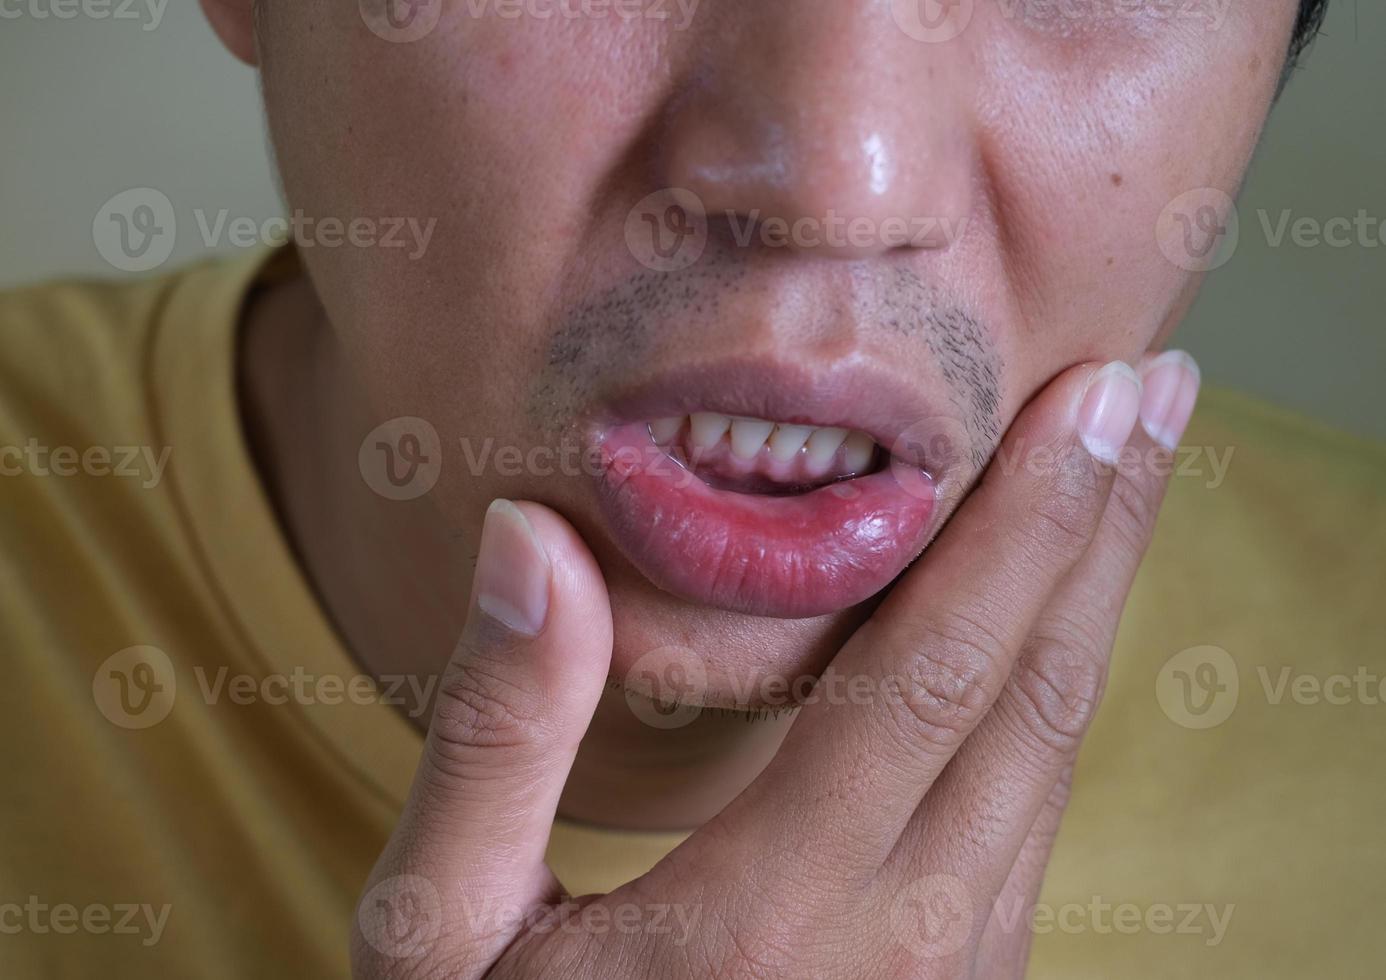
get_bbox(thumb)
[353,499,613,975]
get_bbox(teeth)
[843,430,876,474]
[649,417,684,444]
[805,426,850,469]
[730,418,776,459]
[769,424,814,462]
[655,413,880,477]
[689,412,732,450]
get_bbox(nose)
[659,1,975,258]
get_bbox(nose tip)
[657,9,974,259]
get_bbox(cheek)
[976,9,1294,362]
[259,8,666,415]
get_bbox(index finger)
[714,360,1143,885]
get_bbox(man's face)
[247,0,1295,696]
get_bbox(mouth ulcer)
[647,413,883,495]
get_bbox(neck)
[236,266,791,831]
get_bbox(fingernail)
[475,500,550,636]
[1138,350,1202,450]
[1078,361,1143,465]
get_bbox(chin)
[601,560,881,713]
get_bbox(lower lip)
[592,423,938,618]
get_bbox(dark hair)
[1290,0,1329,66]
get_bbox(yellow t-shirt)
[2,249,1383,978]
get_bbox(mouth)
[587,359,958,619]
[649,413,884,495]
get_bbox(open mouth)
[648,413,883,495]
[587,361,952,619]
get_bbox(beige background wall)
[2,1,1381,439]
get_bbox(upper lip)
[587,355,962,477]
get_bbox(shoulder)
[0,255,264,642]
[0,263,207,440]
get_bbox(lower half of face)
[256,0,1297,702]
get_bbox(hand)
[351,354,1198,979]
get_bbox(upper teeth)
[653,414,878,473]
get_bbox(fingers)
[352,500,613,977]
[971,767,1074,979]
[727,360,1144,884]
[883,425,1175,886]
[884,351,1200,959]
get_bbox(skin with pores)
[196,0,1305,975]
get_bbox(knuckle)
[888,610,1011,748]
[1104,463,1167,560]
[430,656,542,760]
[1006,627,1109,755]
[1046,764,1077,812]
[701,898,808,980]
[1023,458,1106,563]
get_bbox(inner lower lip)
[593,421,938,619]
